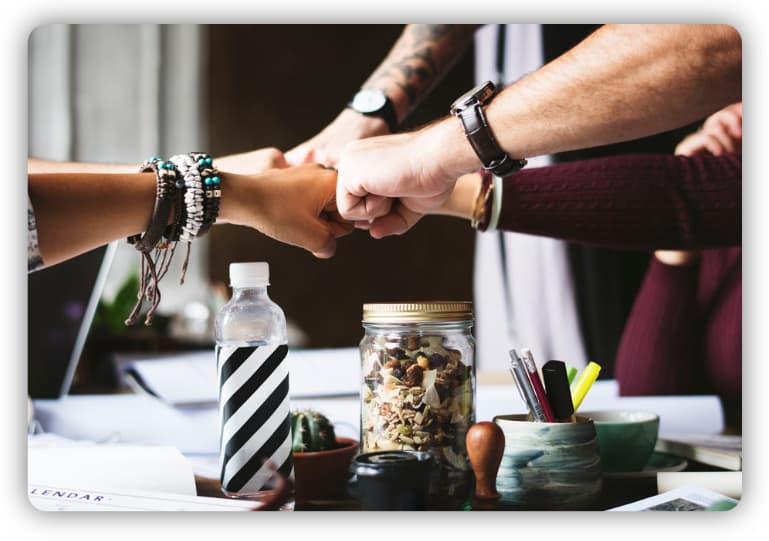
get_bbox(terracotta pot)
[292,437,359,502]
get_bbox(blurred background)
[28,24,476,392]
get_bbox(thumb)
[368,203,423,238]
[285,144,315,166]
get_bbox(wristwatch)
[348,88,398,133]
[450,80,526,176]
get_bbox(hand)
[221,165,354,258]
[285,109,390,167]
[215,147,288,174]
[336,128,460,236]
[657,104,742,266]
[654,250,701,266]
[675,102,742,157]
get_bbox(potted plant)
[291,409,358,502]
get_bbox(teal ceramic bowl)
[493,414,602,510]
[580,410,659,473]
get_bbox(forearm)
[28,157,136,174]
[362,24,480,121]
[29,172,158,266]
[438,152,741,250]
[418,24,742,179]
[490,24,741,158]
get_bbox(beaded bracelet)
[169,152,217,241]
[125,151,221,327]
[180,153,205,241]
[193,153,221,238]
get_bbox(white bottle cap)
[229,262,270,287]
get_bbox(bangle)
[471,170,494,230]
[486,174,503,232]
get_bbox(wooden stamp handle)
[466,421,505,501]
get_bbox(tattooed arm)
[360,24,480,122]
[285,24,480,166]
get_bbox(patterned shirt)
[28,197,43,272]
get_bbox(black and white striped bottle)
[215,262,293,497]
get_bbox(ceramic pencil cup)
[493,414,602,510]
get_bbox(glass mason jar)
[359,302,476,509]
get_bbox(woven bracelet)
[125,157,181,326]
[128,158,178,252]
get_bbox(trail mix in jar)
[361,334,475,478]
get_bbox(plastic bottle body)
[215,284,292,498]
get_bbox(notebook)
[28,241,118,398]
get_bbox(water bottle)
[215,262,292,497]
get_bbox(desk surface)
[31,353,735,511]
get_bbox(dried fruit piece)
[402,363,424,387]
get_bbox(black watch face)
[351,89,387,113]
[451,81,496,112]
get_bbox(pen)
[520,348,555,422]
[570,361,602,412]
[566,365,578,386]
[509,349,548,422]
[542,360,575,422]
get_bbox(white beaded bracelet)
[169,153,205,241]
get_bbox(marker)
[571,362,602,412]
[520,348,555,422]
[509,350,548,422]
[566,365,578,386]
[542,360,575,422]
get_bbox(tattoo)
[364,24,479,113]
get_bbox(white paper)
[608,485,738,511]
[657,472,742,499]
[286,347,361,398]
[33,379,724,457]
[114,347,361,406]
[28,484,260,511]
[33,394,220,454]
[122,351,217,405]
[28,442,197,496]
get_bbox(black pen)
[542,360,576,423]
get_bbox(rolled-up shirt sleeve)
[28,196,44,272]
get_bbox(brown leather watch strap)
[457,104,526,177]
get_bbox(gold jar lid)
[362,301,473,323]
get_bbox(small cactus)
[291,409,339,452]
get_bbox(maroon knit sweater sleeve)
[497,152,741,250]
[614,258,709,395]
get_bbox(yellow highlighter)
[571,362,602,412]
